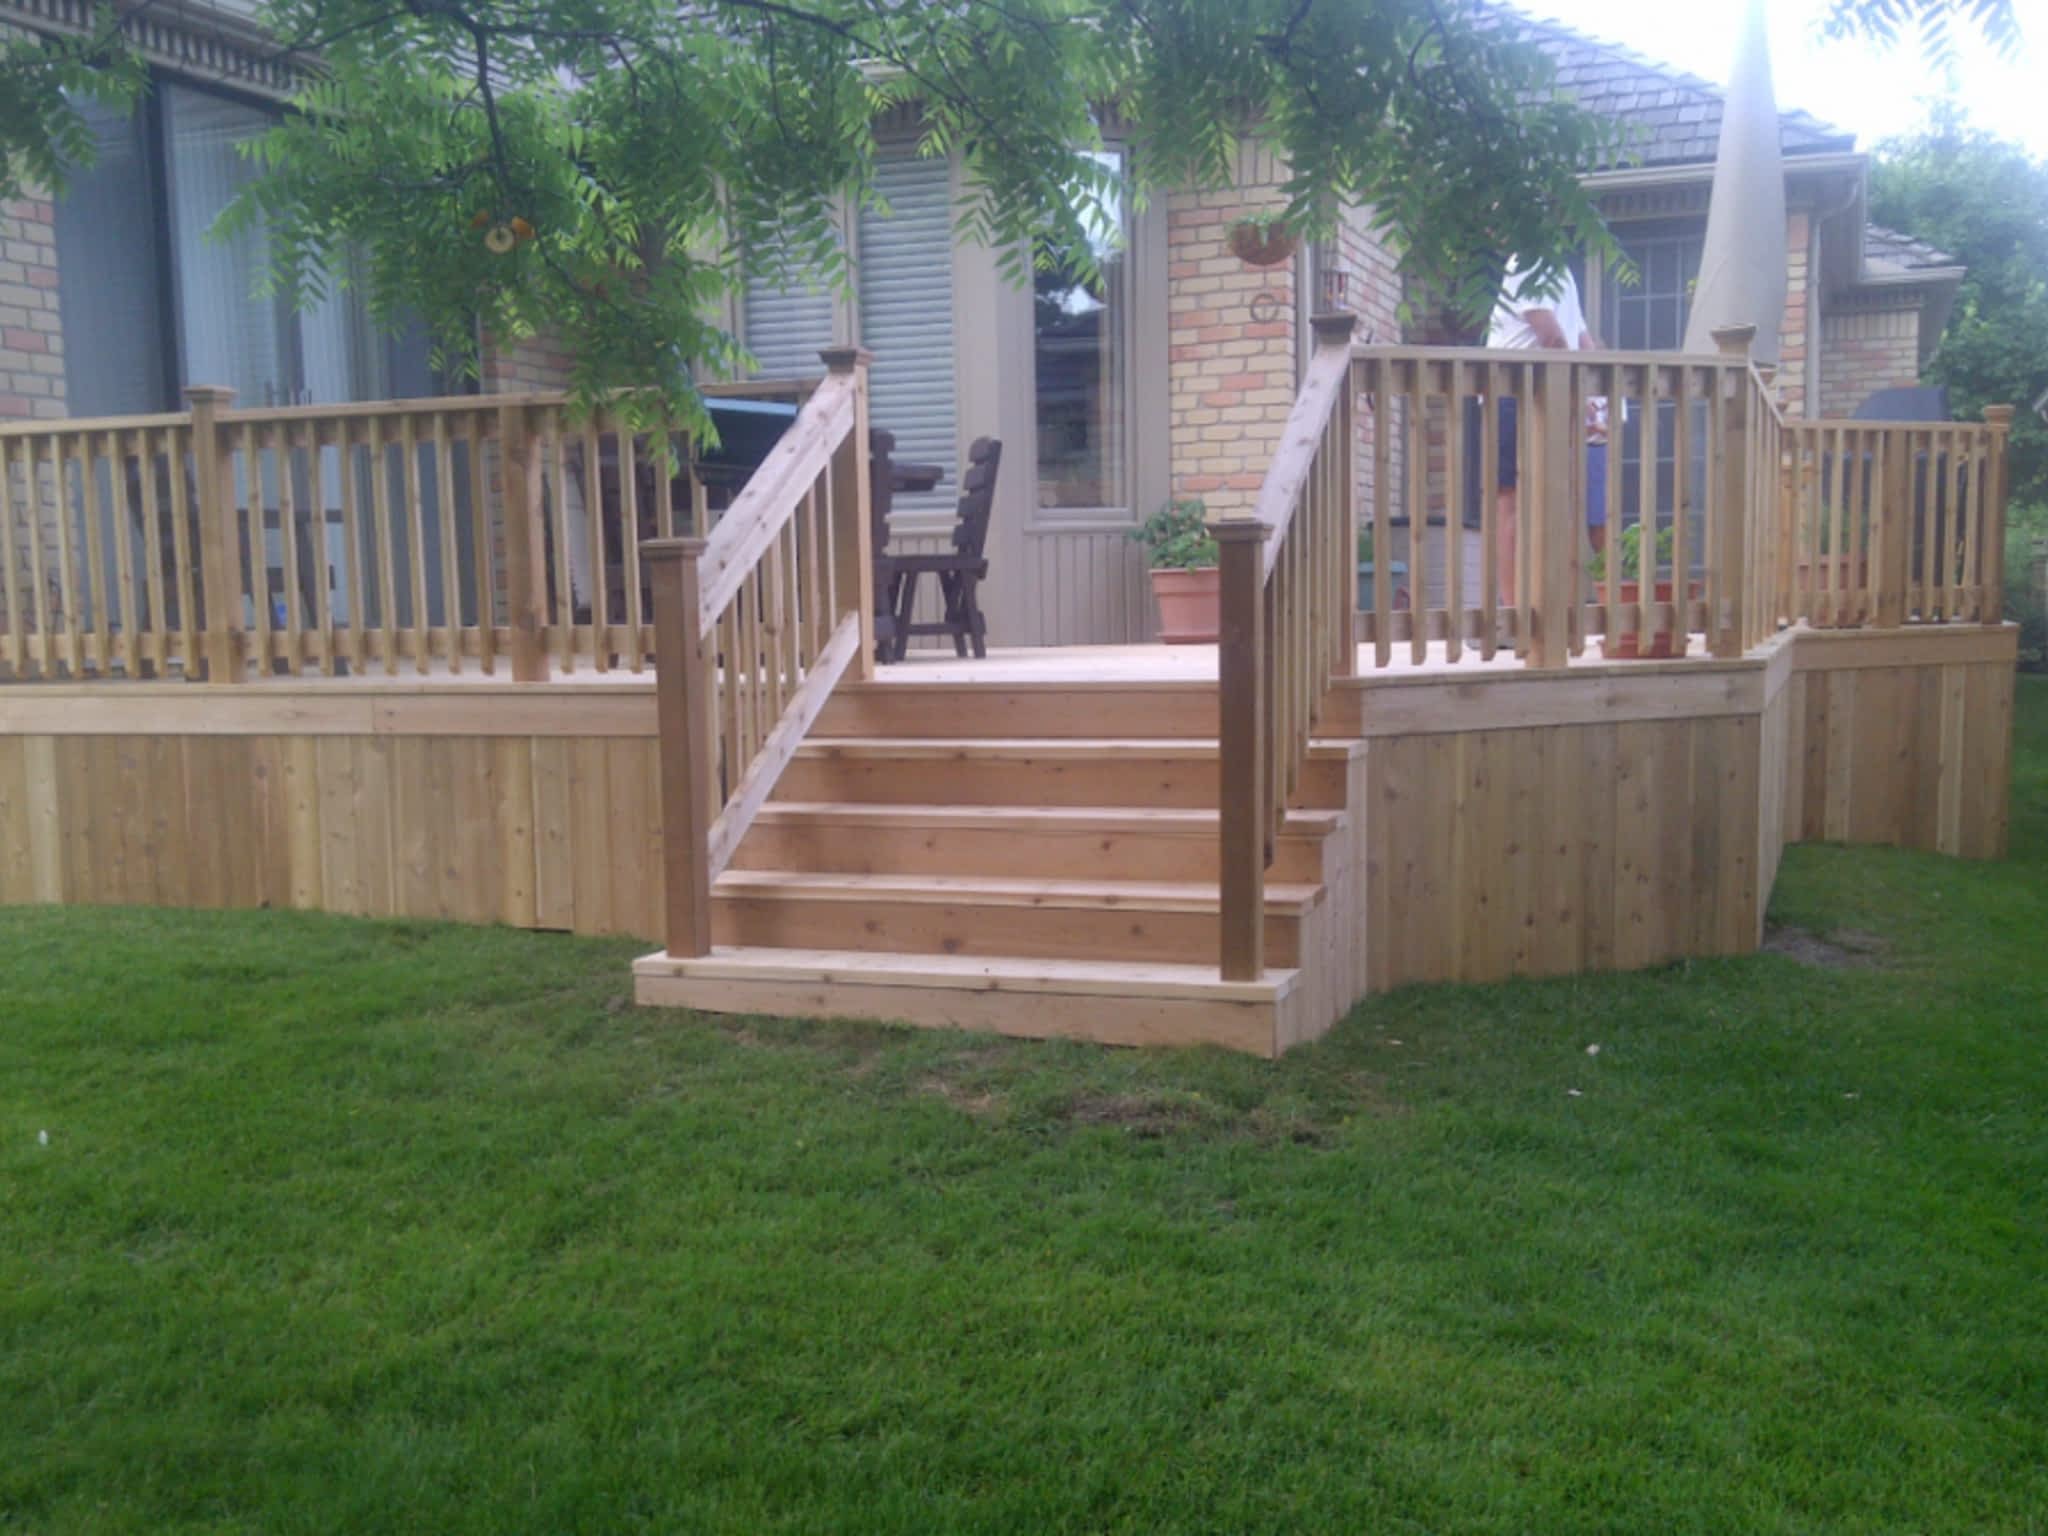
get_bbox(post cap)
[1983,404,2016,427]
[1310,311,1359,347]
[1205,512,1272,544]
[643,536,709,562]
[1710,324,1757,358]
[819,346,873,374]
[183,385,236,406]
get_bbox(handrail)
[1215,312,1357,981]
[1251,331,1357,579]
[646,347,873,959]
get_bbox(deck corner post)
[1213,512,1270,981]
[1711,326,1757,658]
[1983,405,2015,619]
[184,385,241,684]
[648,536,715,958]
[498,400,550,682]
[821,346,875,680]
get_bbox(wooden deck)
[0,343,2022,1053]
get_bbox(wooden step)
[816,681,1219,741]
[773,738,1358,810]
[732,802,1342,884]
[633,946,1303,1056]
[711,870,1320,967]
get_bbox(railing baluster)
[581,414,607,672]
[619,421,642,672]
[369,416,398,675]
[136,429,167,676]
[469,420,494,675]
[339,417,368,675]
[0,437,24,677]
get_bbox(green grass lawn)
[4,682,2046,1535]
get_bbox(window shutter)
[742,268,836,381]
[859,153,957,518]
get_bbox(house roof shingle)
[1493,4,1859,168]
[1862,224,1962,275]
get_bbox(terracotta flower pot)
[1599,579,1704,660]
[1150,565,1221,644]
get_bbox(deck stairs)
[633,679,1364,1054]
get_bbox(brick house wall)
[481,331,577,395]
[1165,143,1298,518]
[1777,209,1812,419]
[0,194,66,421]
[1818,303,1921,418]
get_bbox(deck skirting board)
[0,624,2019,1051]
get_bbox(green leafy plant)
[1357,525,1375,566]
[1586,521,1674,585]
[1129,499,1218,571]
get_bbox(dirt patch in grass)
[1763,924,1889,970]
[919,1075,1002,1117]
[1063,1091,1218,1138]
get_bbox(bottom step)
[633,947,1302,1056]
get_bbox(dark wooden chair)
[877,437,1001,662]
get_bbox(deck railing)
[0,377,817,683]
[1780,409,2013,629]
[647,348,873,959]
[1350,337,2012,668]
[1214,313,1358,981]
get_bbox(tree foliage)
[1870,107,2048,508]
[1822,0,2021,70]
[4,0,1628,427]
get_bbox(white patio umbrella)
[1682,0,1787,365]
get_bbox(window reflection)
[1034,149,1127,513]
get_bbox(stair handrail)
[648,347,874,959]
[1215,312,1358,981]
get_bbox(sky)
[1524,0,2048,156]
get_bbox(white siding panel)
[861,155,958,519]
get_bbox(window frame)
[59,69,438,414]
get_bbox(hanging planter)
[1228,218,1300,269]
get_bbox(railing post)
[1983,405,2014,622]
[1525,357,1575,668]
[1213,512,1269,981]
[498,400,550,682]
[1711,326,1756,658]
[184,385,240,683]
[820,346,875,679]
[647,537,715,958]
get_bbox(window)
[1600,219,1704,351]
[1597,220,1710,565]
[55,79,434,417]
[1033,148,1129,517]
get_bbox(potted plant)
[1356,525,1409,612]
[1130,499,1221,644]
[1227,215,1300,270]
[1590,523,1696,659]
